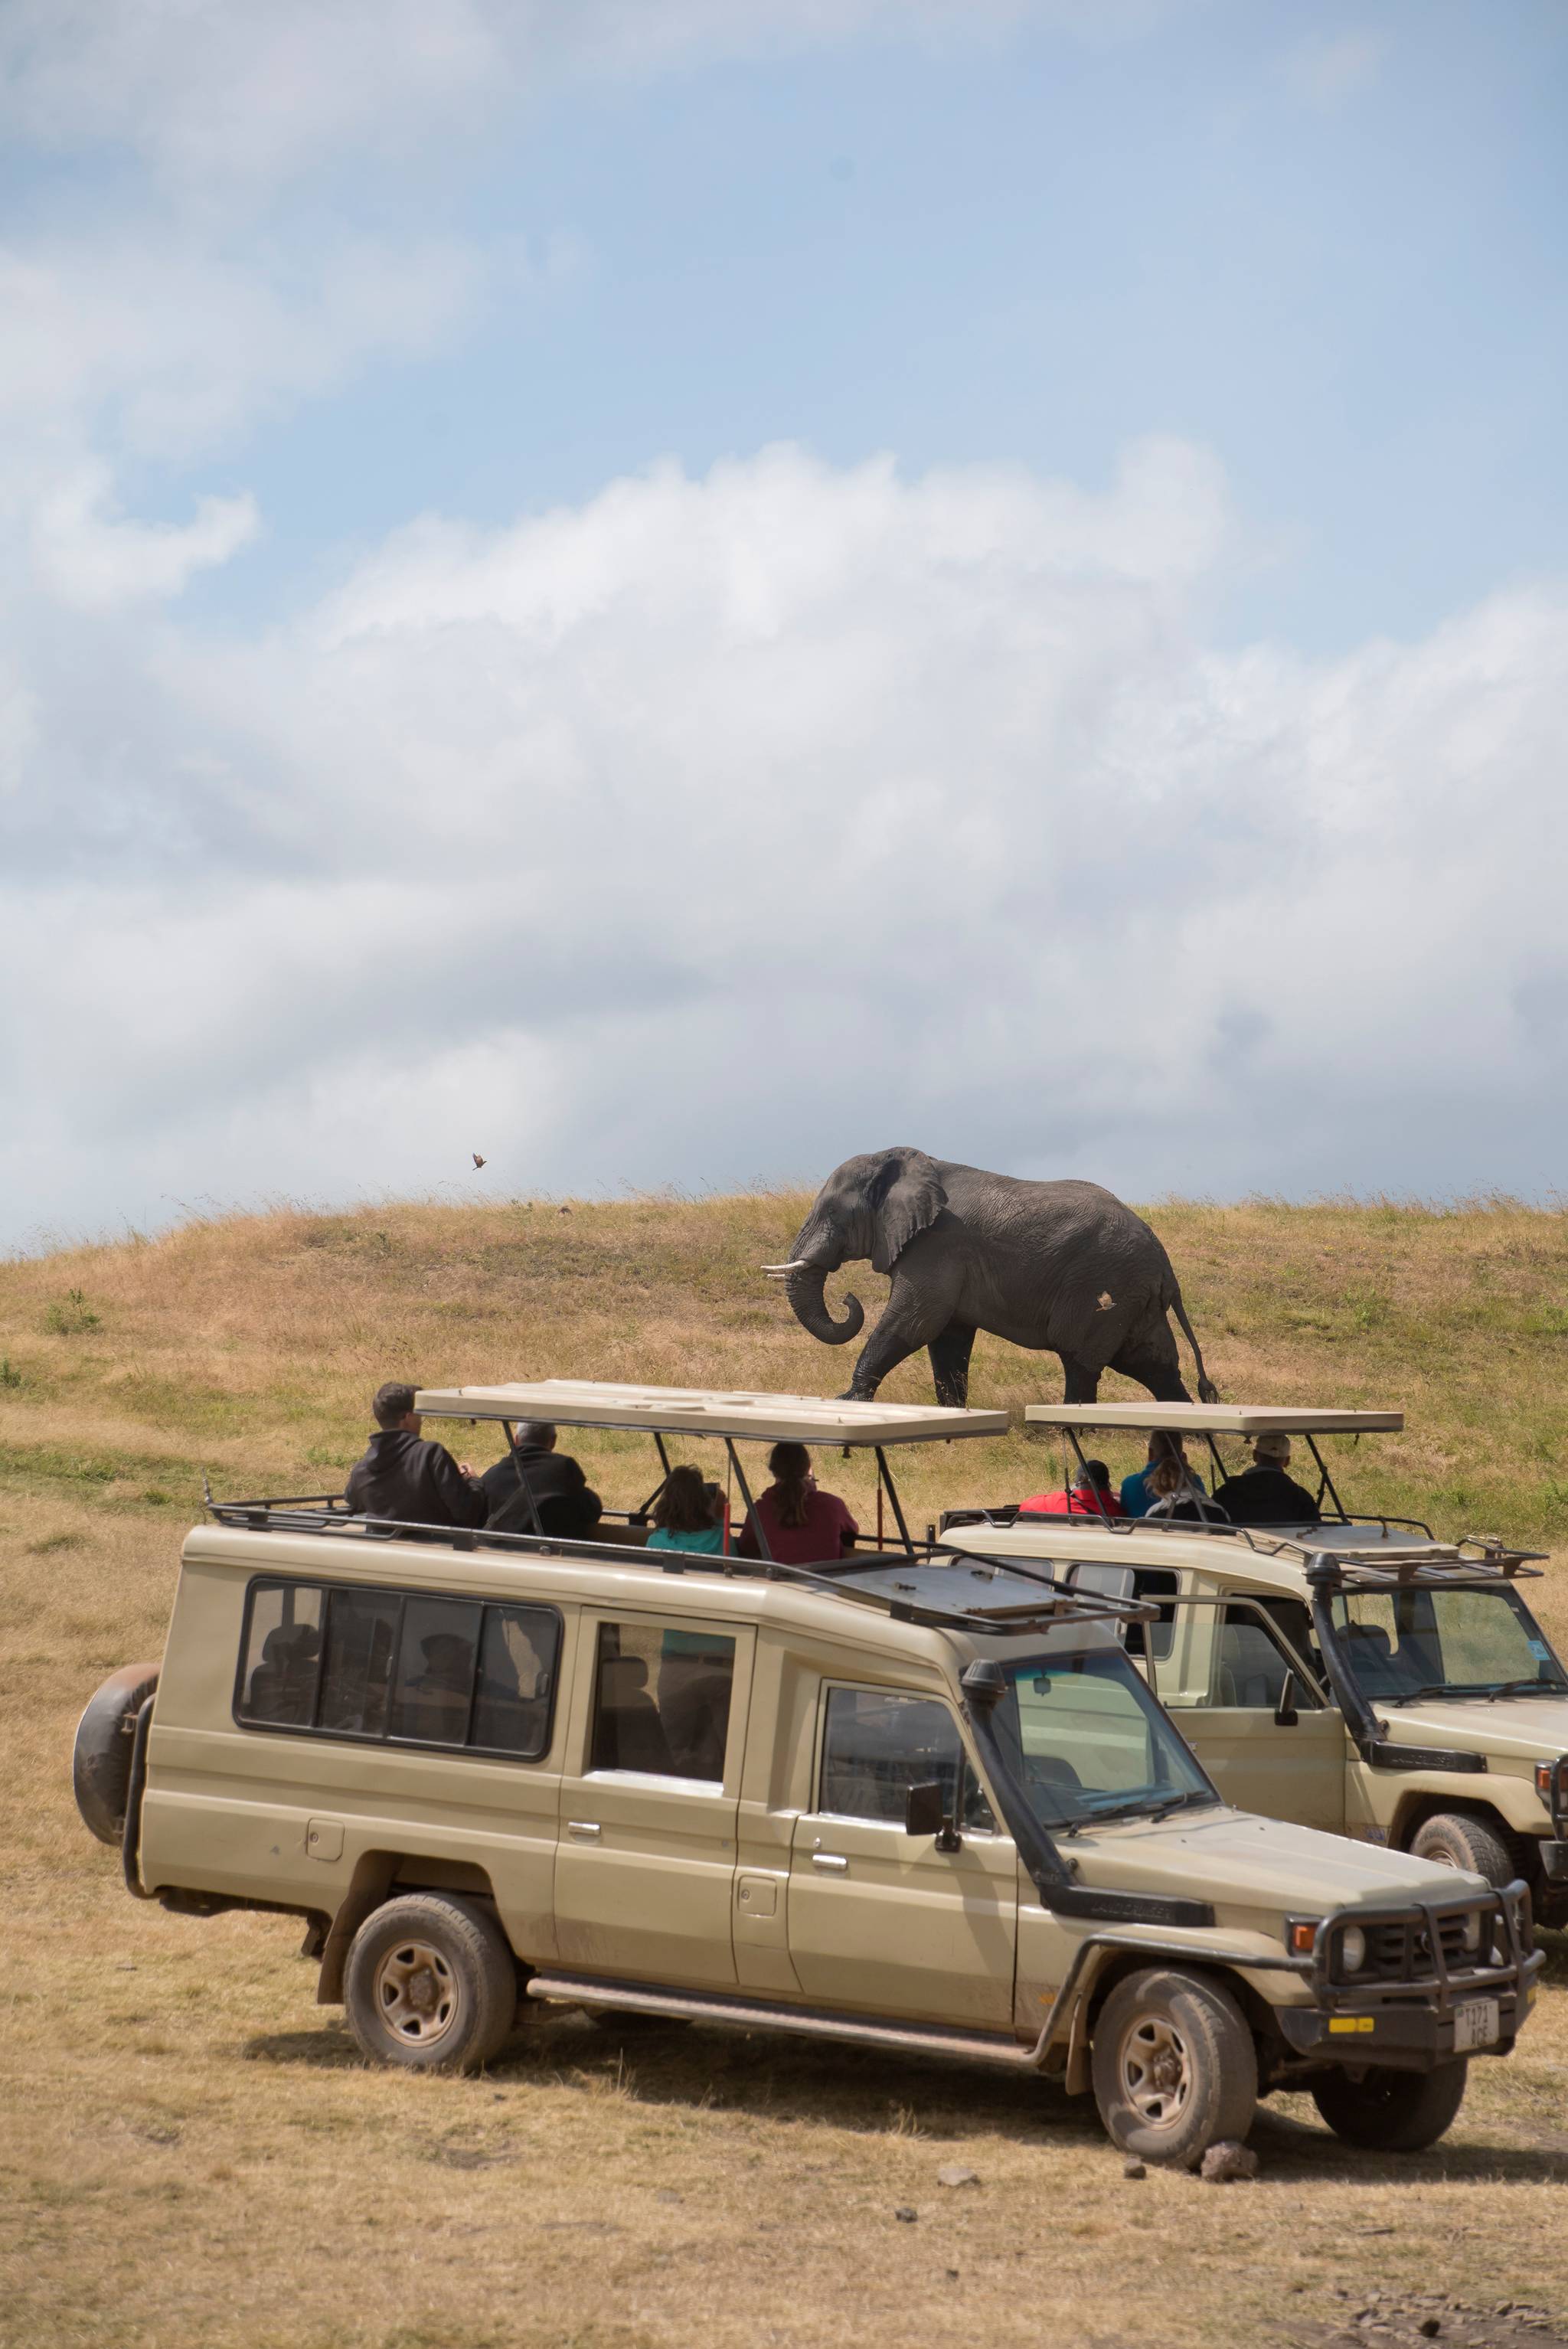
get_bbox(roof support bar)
[874,1446,915,1558]
[724,1436,770,1562]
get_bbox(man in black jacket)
[345,1383,488,1534]
[1214,1432,1321,1527]
[482,1422,602,1540]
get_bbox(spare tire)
[74,1661,161,1844]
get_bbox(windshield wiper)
[1063,1790,1206,1833]
[1387,1678,1568,1707]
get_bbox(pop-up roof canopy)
[416,1379,1009,1447]
[1024,1403,1403,1436]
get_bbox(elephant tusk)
[760,1261,808,1273]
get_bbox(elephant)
[763,1147,1218,1409]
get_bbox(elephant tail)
[1165,1276,1219,1405]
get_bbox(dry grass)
[4,1191,1568,2349]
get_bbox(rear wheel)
[1311,2060,1468,2152]
[1090,1968,1257,2168]
[1410,1810,1514,1888]
[344,1893,517,2073]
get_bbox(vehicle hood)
[1377,1697,1568,1762]
[1077,1805,1488,1913]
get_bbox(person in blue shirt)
[1120,1432,1209,1520]
[647,1465,726,1556]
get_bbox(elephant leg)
[841,1295,950,1401]
[926,1322,976,1409]
[1109,1338,1191,1404]
[1060,1354,1101,1404]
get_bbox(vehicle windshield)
[988,1648,1217,1831]
[1333,1585,1568,1704]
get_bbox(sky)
[2,0,1566,1249]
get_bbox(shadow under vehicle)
[74,1383,1540,2171]
[939,1403,1568,1923]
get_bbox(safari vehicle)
[74,1384,1540,2170]
[940,1403,1568,1923]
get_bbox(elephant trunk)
[784,1260,864,1347]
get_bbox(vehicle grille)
[1332,1900,1508,1986]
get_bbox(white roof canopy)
[416,1379,1010,1446]
[1024,1403,1403,1436]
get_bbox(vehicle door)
[787,1683,1018,2027]
[1153,1596,1347,1833]
[554,1611,753,1988]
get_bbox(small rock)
[1122,2158,1147,2180]
[1199,2140,1258,2184]
[1417,2323,1441,2341]
[936,2165,980,2189]
[894,2206,918,2224]
[945,2269,959,2282]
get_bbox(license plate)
[1454,1997,1500,2051]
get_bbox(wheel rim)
[1119,2011,1192,2130]
[373,1938,461,2047]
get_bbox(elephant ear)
[868,1148,949,1276]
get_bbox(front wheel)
[1090,1968,1258,2168]
[1409,1810,1514,1888]
[344,1893,518,2073]
[1311,2060,1468,2152]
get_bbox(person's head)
[419,1632,472,1688]
[1253,1432,1292,1469]
[1073,1458,1112,1495]
[373,1380,420,1433]
[653,1465,715,1536]
[1148,1449,1191,1501]
[1145,1430,1186,1466]
[516,1422,557,1453]
[768,1440,813,1529]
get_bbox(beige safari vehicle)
[941,1403,1568,1925]
[75,1383,1540,2170]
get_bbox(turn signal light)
[1289,1921,1318,1955]
[1534,1759,1566,1799]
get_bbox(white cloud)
[32,462,259,609]
[2,437,1563,1244]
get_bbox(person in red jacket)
[1016,1458,1125,1522]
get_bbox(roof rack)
[200,1495,1156,1642]
[1305,1537,1546,1590]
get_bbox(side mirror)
[905,1780,962,1851]
[1274,1671,1300,1729]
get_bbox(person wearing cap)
[1214,1433,1320,1528]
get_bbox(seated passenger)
[1017,1459,1125,1521]
[1121,1433,1210,1520]
[1143,1449,1230,1524]
[647,1465,726,1555]
[345,1382,487,1534]
[1214,1433,1321,1527]
[737,1442,859,1566]
[482,1421,603,1540]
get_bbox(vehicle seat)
[246,1624,321,1723]
[593,1656,675,1775]
[1344,1622,1402,1697]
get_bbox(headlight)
[1339,1924,1367,1974]
[1461,1909,1483,1953]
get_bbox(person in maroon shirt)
[737,1442,860,1565]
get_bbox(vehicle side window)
[818,1687,996,1831]
[589,1620,737,1782]
[319,1589,400,1734]
[239,1583,325,1724]
[1132,1569,1178,1661]
[236,1578,560,1761]
[1213,1604,1322,1711]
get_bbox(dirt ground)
[5,1194,1568,2347]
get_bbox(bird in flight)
[472,1153,487,1169]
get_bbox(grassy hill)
[4,1194,1568,2349]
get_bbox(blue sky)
[2,0,1566,1245]
[178,2,1568,649]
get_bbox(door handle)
[811,1851,848,1872]
[567,1820,602,1840]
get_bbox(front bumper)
[1279,1880,1542,2074]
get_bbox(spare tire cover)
[74,1661,162,1844]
